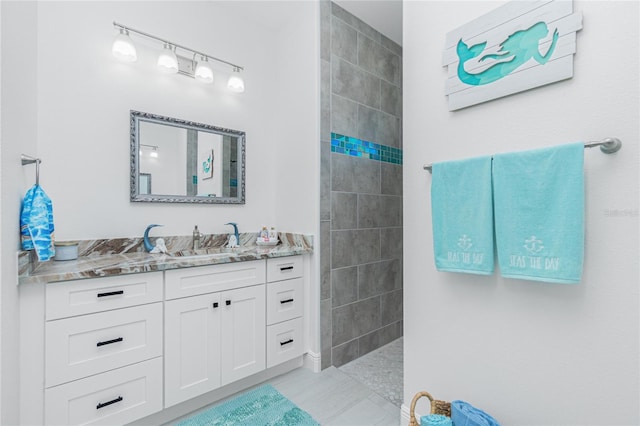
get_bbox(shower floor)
[338,337,404,407]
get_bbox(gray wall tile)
[331,266,358,307]
[381,79,402,118]
[357,105,400,148]
[320,0,331,61]
[332,229,380,269]
[331,95,358,138]
[332,57,380,109]
[331,2,380,43]
[331,191,357,230]
[381,289,403,325]
[332,296,381,346]
[359,321,403,356]
[331,17,357,63]
[321,142,331,221]
[358,194,402,228]
[321,348,332,370]
[381,163,402,196]
[380,34,402,57]
[381,227,403,261]
[321,298,332,351]
[358,259,402,299]
[320,220,331,300]
[321,59,331,142]
[331,154,380,194]
[332,339,359,367]
[357,34,400,85]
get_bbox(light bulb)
[150,148,159,158]
[112,28,137,62]
[227,67,245,93]
[195,56,214,84]
[157,44,178,74]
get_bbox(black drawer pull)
[280,339,294,346]
[226,300,231,306]
[213,302,219,308]
[97,290,124,298]
[96,337,123,347]
[280,298,294,304]
[96,396,123,410]
[280,266,294,271]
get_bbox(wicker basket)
[408,391,451,426]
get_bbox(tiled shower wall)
[320,1,403,369]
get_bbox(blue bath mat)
[174,384,319,426]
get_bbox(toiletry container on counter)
[54,241,78,261]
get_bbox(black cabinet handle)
[280,266,294,271]
[280,298,294,304]
[280,339,294,346]
[97,290,124,298]
[226,300,231,306]
[96,337,123,347]
[213,302,219,308]
[96,396,123,410]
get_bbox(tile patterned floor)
[338,337,404,407]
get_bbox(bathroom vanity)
[18,236,312,426]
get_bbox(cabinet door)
[164,293,221,408]
[220,285,266,385]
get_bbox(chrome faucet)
[192,225,203,250]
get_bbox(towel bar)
[21,154,42,185]
[423,137,622,172]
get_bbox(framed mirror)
[130,110,245,204]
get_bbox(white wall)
[403,1,639,425]
[1,1,319,423]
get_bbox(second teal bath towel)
[493,143,584,283]
[431,156,494,275]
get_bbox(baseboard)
[303,350,321,373]
[401,403,412,426]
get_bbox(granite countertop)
[18,232,313,285]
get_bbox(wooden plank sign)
[443,0,582,111]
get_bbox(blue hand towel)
[431,156,494,275]
[451,400,500,426]
[20,184,55,261]
[493,143,584,283]
[421,414,453,426]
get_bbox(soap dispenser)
[193,225,201,250]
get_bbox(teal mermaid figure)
[456,22,559,86]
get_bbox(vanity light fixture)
[227,67,245,93]
[112,22,244,92]
[112,28,137,62]
[141,144,159,158]
[157,43,179,74]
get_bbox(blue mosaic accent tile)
[330,133,403,165]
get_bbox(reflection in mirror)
[130,110,245,204]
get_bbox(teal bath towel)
[493,143,584,283]
[20,184,55,261]
[431,156,494,275]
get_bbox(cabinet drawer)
[266,256,303,282]
[266,278,303,325]
[46,272,163,320]
[266,317,304,368]
[45,357,162,426]
[46,303,163,388]
[165,260,266,300]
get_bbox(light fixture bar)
[113,21,243,71]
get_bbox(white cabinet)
[25,255,306,425]
[164,270,266,408]
[265,258,305,368]
[43,273,164,426]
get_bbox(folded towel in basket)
[420,414,453,426]
[493,143,584,283]
[20,184,55,261]
[431,156,494,275]
[451,400,500,426]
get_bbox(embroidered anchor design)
[524,236,544,255]
[457,234,473,251]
